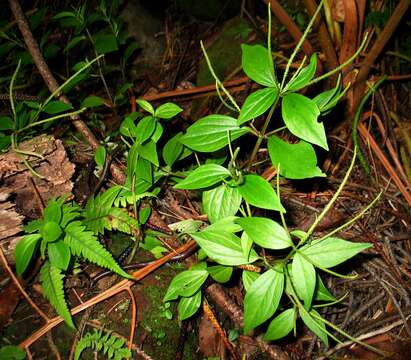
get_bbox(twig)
[125,286,137,351]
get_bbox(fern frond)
[106,208,139,234]
[40,261,74,328]
[61,202,81,228]
[74,329,131,360]
[64,221,131,279]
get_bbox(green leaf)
[208,265,233,283]
[242,270,259,291]
[0,345,26,359]
[267,136,325,179]
[135,116,156,143]
[236,217,291,249]
[238,175,285,212]
[64,221,131,279]
[241,44,277,87]
[178,291,202,321]
[281,93,328,150]
[40,261,74,328]
[94,146,106,168]
[300,237,372,268]
[292,252,316,308]
[43,100,73,114]
[163,132,183,167]
[241,231,253,259]
[151,121,163,142]
[80,95,104,108]
[136,99,154,115]
[48,241,71,270]
[65,35,86,52]
[202,184,242,223]
[190,230,258,266]
[135,157,152,183]
[15,234,41,276]
[313,76,343,114]
[314,274,336,302]
[43,199,62,223]
[299,307,328,346]
[154,102,183,119]
[179,115,249,152]
[94,33,118,54]
[286,53,317,92]
[136,140,159,166]
[243,267,284,333]
[264,308,296,341]
[174,164,231,190]
[205,216,242,233]
[238,87,278,125]
[40,221,62,242]
[164,270,208,301]
[0,116,14,130]
[120,115,138,138]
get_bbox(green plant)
[161,3,381,351]
[74,329,131,360]
[0,345,26,360]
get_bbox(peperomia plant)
[162,2,379,349]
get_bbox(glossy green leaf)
[136,99,154,115]
[292,252,316,308]
[174,164,230,190]
[241,231,253,259]
[48,241,71,271]
[241,44,277,87]
[135,157,152,183]
[205,216,242,233]
[208,265,233,283]
[0,345,26,359]
[120,115,138,138]
[313,75,343,114]
[238,175,285,212]
[40,221,62,242]
[179,115,249,152]
[155,102,183,119]
[190,230,258,266]
[151,121,163,142]
[178,290,202,321]
[242,270,259,292]
[94,146,106,168]
[244,267,284,333]
[136,140,159,166]
[236,217,291,249]
[43,200,62,223]
[300,237,372,268]
[163,132,183,167]
[0,116,14,130]
[15,234,41,276]
[267,136,325,179]
[95,33,118,54]
[135,116,156,143]
[80,95,104,108]
[281,93,328,150]
[314,274,336,302]
[264,308,296,341]
[286,53,317,92]
[43,100,73,114]
[299,307,328,346]
[238,87,278,125]
[163,270,208,302]
[202,184,242,223]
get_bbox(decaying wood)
[0,134,75,263]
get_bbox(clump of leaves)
[15,196,134,327]
[74,329,131,360]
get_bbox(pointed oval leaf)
[175,164,231,190]
[244,267,284,333]
[268,136,325,179]
[136,99,154,115]
[241,44,277,87]
[238,87,278,125]
[164,270,208,302]
[292,252,316,308]
[180,115,249,152]
[94,146,106,168]
[208,265,233,283]
[238,175,285,212]
[41,221,62,242]
[0,116,14,130]
[15,234,41,276]
[242,270,260,292]
[241,231,253,259]
[178,290,202,321]
[48,240,71,270]
[154,102,183,119]
[300,237,372,268]
[286,53,317,92]
[136,140,159,166]
[281,93,328,150]
[314,274,336,302]
[135,116,156,143]
[190,230,258,266]
[299,307,328,346]
[236,217,291,249]
[43,100,73,114]
[264,308,296,341]
[163,132,183,167]
[205,216,242,233]
[202,183,242,223]
[80,95,104,108]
